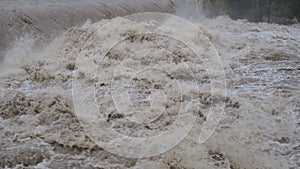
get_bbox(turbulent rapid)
[0,1,299,169]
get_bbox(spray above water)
[72,12,226,158]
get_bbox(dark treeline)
[201,0,300,24]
